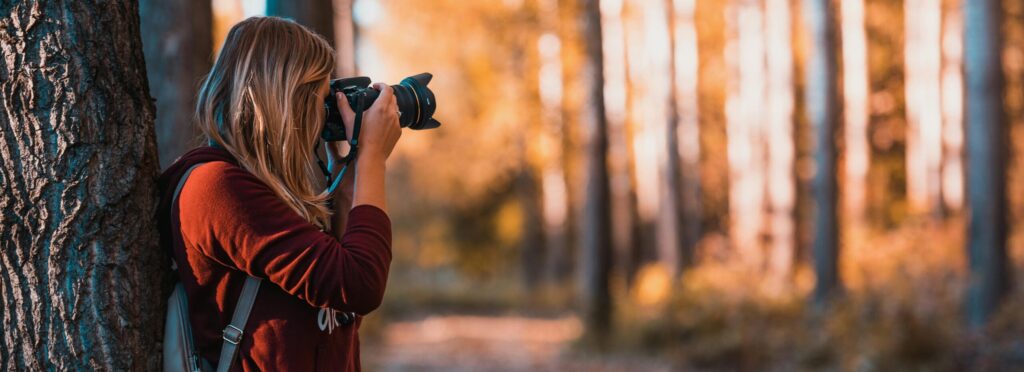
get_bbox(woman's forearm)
[352,155,388,212]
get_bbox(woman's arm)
[328,83,400,235]
[180,162,392,315]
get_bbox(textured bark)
[802,0,841,304]
[267,0,335,46]
[0,1,164,370]
[575,0,612,344]
[963,0,1009,327]
[141,0,212,169]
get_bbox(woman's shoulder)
[181,161,274,205]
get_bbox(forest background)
[3,0,1024,370]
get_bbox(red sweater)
[157,147,391,371]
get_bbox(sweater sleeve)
[178,161,392,315]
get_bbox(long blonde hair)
[196,17,335,228]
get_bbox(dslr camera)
[322,73,441,141]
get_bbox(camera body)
[322,73,441,142]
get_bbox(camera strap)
[321,94,366,194]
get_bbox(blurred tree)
[334,0,357,76]
[267,0,335,45]
[564,0,613,343]
[764,0,796,285]
[904,0,945,216]
[939,0,964,213]
[0,1,164,369]
[141,0,212,168]
[841,0,870,223]
[726,0,768,266]
[666,0,701,273]
[600,0,647,285]
[802,0,841,304]
[963,0,1009,327]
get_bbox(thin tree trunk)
[656,0,683,278]
[667,0,702,272]
[841,0,870,223]
[764,0,796,285]
[941,0,965,212]
[963,0,1009,327]
[904,0,945,215]
[803,0,841,304]
[600,0,644,285]
[726,0,767,267]
[267,0,335,45]
[574,0,613,344]
[141,0,212,169]
[0,1,164,369]
[333,0,357,76]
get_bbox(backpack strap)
[172,163,263,372]
[217,277,261,372]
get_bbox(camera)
[322,73,441,142]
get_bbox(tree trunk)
[333,0,357,76]
[803,0,841,304]
[598,0,643,285]
[267,0,335,45]
[904,0,945,216]
[141,0,212,169]
[963,0,1009,327]
[764,0,796,285]
[573,0,613,344]
[841,0,870,223]
[940,0,965,212]
[666,0,702,273]
[0,1,164,370]
[726,0,768,267]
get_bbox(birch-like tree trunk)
[904,0,945,215]
[141,0,212,169]
[764,0,796,284]
[803,0,841,304]
[0,1,164,369]
[726,0,767,267]
[963,0,1009,327]
[940,0,965,212]
[841,0,870,222]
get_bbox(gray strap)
[172,162,263,372]
[216,276,262,372]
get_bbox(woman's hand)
[334,82,402,213]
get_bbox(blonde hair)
[196,17,335,228]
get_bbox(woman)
[157,16,400,371]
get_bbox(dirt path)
[363,315,675,371]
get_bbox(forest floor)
[362,314,677,371]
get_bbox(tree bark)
[267,0,335,46]
[963,0,1009,327]
[803,0,841,304]
[572,0,613,344]
[0,1,164,370]
[141,0,212,169]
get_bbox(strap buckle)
[222,325,244,345]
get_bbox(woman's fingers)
[335,92,356,140]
